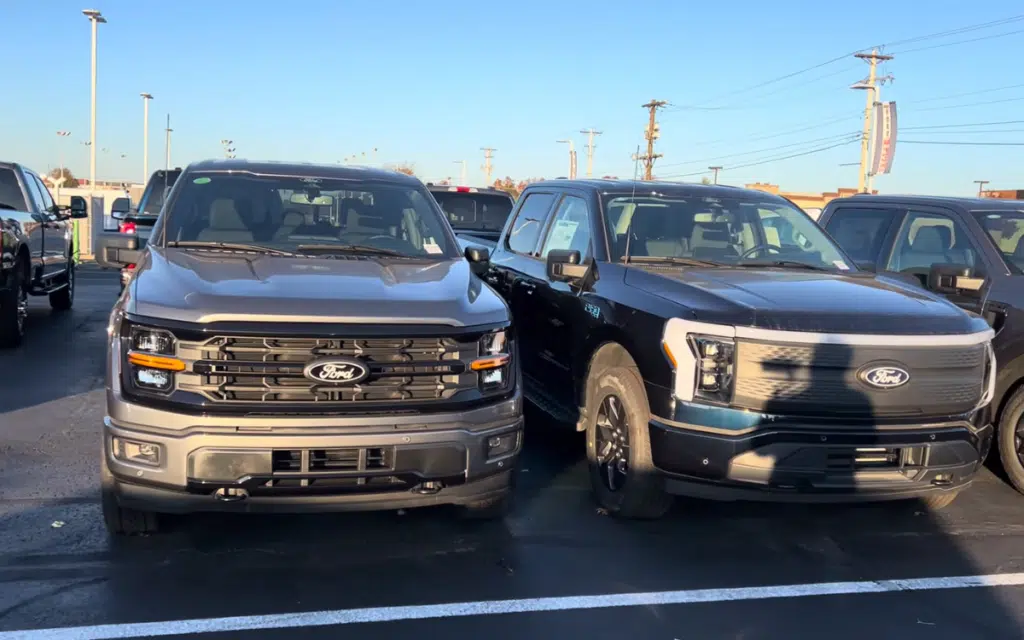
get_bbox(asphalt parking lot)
[2,267,1024,639]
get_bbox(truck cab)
[473,179,996,518]
[820,194,1024,495]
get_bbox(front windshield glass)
[161,172,454,258]
[973,210,1024,275]
[603,194,852,270]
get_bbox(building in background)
[981,189,1024,200]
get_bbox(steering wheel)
[740,244,783,259]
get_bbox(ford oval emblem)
[859,365,910,390]
[303,358,369,385]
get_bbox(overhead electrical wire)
[901,119,1024,130]
[889,27,1024,55]
[905,83,1024,105]
[911,95,1024,112]
[688,112,860,148]
[900,140,1024,146]
[658,139,859,180]
[656,132,859,169]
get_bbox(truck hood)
[126,247,509,327]
[624,266,990,335]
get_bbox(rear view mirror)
[546,249,588,282]
[97,231,142,267]
[111,197,132,219]
[290,193,335,206]
[927,263,984,294]
[69,195,88,219]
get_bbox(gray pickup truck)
[94,159,521,535]
[0,161,88,347]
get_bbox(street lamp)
[453,160,466,185]
[556,139,577,179]
[140,93,153,181]
[82,9,106,189]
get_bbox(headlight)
[474,329,511,391]
[480,329,507,355]
[124,325,183,393]
[688,335,735,403]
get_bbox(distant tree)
[388,163,416,176]
[700,176,712,185]
[492,177,543,199]
[48,168,79,188]
[601,175,618,179]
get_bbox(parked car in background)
[820,194,1024,495]
[426,184,514,250]
[110,168,181,293]
[94,160,521,535]
[470,179,996,518]
[0,161,87,347]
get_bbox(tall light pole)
[82,9,106,189]
[580,128,602,178]
[164,114,172,171]
[974,180,990,197]
[556,139,577,179]
[140,93,153,181]
[453,160,466,185]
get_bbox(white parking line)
[2,572,1024,640]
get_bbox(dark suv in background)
[426,184,514,249]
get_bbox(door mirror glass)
[546,249,588,282]
[69,195,88,219]
[111,197,132,219]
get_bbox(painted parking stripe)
[2,572,1024,640]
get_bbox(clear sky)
[2,0,1022,196]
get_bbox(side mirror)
[111,197,132,219]
[927,263,984,295]
[546,249,588,282]
[464,245,490,276]
[68,195,89,219]
[97,231,142,267]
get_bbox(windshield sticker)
[192,177,211,185]
[546,219,579,252]
[424,239,442,254]
[833,260,851,270]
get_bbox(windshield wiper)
[295,244,416,258]
[0,203,17,211]
[167,241,296,256]
[623,256,721,267]
[735,259,833,272]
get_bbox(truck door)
[487,191,558,382]
[822,204,904,273]
[30,174,68,275]
[18,169,49,279]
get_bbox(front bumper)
[104,395,522,514]
[649,402,992,503]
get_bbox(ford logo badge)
[859,365,910,390]
[303,358,369,385]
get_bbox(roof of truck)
[828,193,1024,210]
[526,178,794,203]
[186,159,422,185]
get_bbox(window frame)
[970,209,1024,276]
[822,205,904,271]
[884,207,988,277]
[503,190,559,259]
[537,193,594,261]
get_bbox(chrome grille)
[732,340,987,418]
[176,335,479,405]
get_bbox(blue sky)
[2,0,1022,196]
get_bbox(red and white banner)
[871,101,897,175]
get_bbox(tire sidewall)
[997,387,1024,493]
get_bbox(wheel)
[49,259,75,311]
[584,349,673,519]
[997,386,1024,495]
[460,493,512,520]
[919,490,961,510]
[0,260,28,348]
[100,449,160,536]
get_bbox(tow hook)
[214,487,249,502]
[414,481,443,495]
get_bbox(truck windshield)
[604,194,851,270]
[432,191,514,232]
[161,173,455,258]
[973,210,1024,275]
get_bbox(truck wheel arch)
[573,334,645,431]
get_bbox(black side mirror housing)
[97,231,142,266]
[111,197,132,219]
[68,195,89,219]
[927,263,985,294]
[464,245,490,276]
[546,249,588,282]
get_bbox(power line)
[906,82,1024,104]
[899,128,1024,135]
[882,14,1024,47]
[664,66,858,112]
[688,112,859,148]
[890,26,1024,55]
[901,140,1024,146]
[912,95,1024,112]
[659,139,858,179]
[902,119,1024,130]
[657,132,859,169]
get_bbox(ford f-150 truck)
[0,161,87,347]
[819,194,1024,496]
[469,178,995,518]
[95,160,521,535]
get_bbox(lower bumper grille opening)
[827,447,902,470]
[272,447,393,473]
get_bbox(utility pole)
[580,128,602,177]
[221,139,236,159]
[164,114,172,171]
[708,166,722,185]
[140,93,153,181]
[638,100,667,180]
[480,147,495,185]
[556,139,577,179]
[854,49,893,193]
[974,180,990,197]
[453,160,467,185]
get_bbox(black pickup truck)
[0,161,88,347]
[468,179,996,518]
[820,194,1024,495]
[426,184,514,250]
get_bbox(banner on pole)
[870,101,897,175]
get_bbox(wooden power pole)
[580,128,602,177]
[638,100,666,180]
[855,49,893,193]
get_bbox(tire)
[0,260,27,349]
[584,350,673,519]
[919,490,961,510]
[49,259,75,311]
[460,493,512,520]
[100,449,160,536]
[997,386,1024,495]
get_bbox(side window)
[886,211,984,276]
[540,195,591,259]
[33,176,55,213]
[505,192,556,256]
[0,168,27,212]
[21,171,45,214]
[824,207,898,263]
